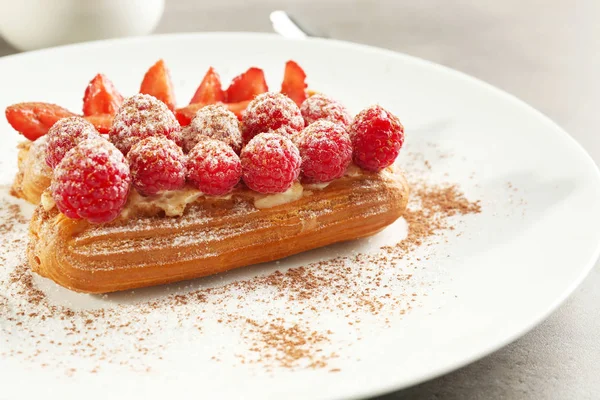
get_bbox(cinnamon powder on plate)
[0,161,481,373]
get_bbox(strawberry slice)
[175,100,250,126]
[5,102,76,140]
[281,60,307,106]
[84,113,114,134]
[175,103,203,126]
[140,59,176,111]
[189,67,226,105]
[224,100,251,120]
[83,73,124,116]
[225,67,268,103]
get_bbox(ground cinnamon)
[0,157,481,374]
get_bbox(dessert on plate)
[6,60,408,293]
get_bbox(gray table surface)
[2,1,599,398]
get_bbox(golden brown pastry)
[28,169,409,293]
[11,139,52,204]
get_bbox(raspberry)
[187,138,241,195]
[300,94,352,127]
[240,132,301,193]
[45,117,99,168]
[349,105,404,171]
[299,120,352,182]
[181,104,242,153]
[109,94,181,154]
[128,136,186,196]
[241,92,303,143]
[51,137,131,223]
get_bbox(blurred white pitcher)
[0,0,165,51]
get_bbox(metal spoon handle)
[270,10,311,39]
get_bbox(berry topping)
[175,100,250,126]
[240,132,301,193]
[300,94,352,127]
[5,102,77,141]
[45,117,100,168]
[298,120,352,182]
[128,136,186,196]
[189,67,226,105]
[181,104,242,153]
[84,113,114,134]
[139,59,176,111]
[280,60,307,106]
[225,100,251,120]
[187,138,242,195]
[241,92,303,143]
[83,73,123,116]
[226,67,268,103]
[51,137,131,223]
[349,105,404,172]
[109,94,181,155]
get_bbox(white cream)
[40,191,55,211]
[125,188,203,217]
[253,182,304,209]
[303,182,331,191]
[344,163,363,177]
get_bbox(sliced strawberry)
[84,113,114,134]
[175,100,250,126]
[225,67,268,103]
[83,73,124,116]
[281,60,307,106]
[140,59,176,111]
[189,67,226,105]
[5,102,76,140]
[175,103,203,126]
[225,100,251,120]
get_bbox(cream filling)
[41,191,56,211]
[344,163,363,177]
[303,181,331,191]
[124,187,205,218]
[41,163,364,217]
[253,182,304,209]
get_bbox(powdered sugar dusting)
[110,94,181,154]
[298,120,352,183]
[50,137,131,223]
[350,105,404,171]
[242,92,304,143]
[183,104,242,153]
[28,137,52,179]
[128,136,186,196]
[300,93,352,127]
[45,116,99,168]
[187,138,242,195]
[241,132,301,193]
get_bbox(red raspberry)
[45,117,99,168]
[349,105,404,171]
[300,94,352,127]
[187,138,241,195]
[128,136,186,196]
[299,120,352,183]
[240,132,301,193]
[109,94,181,154]
[51,137,131,223]
[241,92,303,143]
[181,104,242,153]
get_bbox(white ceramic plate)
[1,33,599,400]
